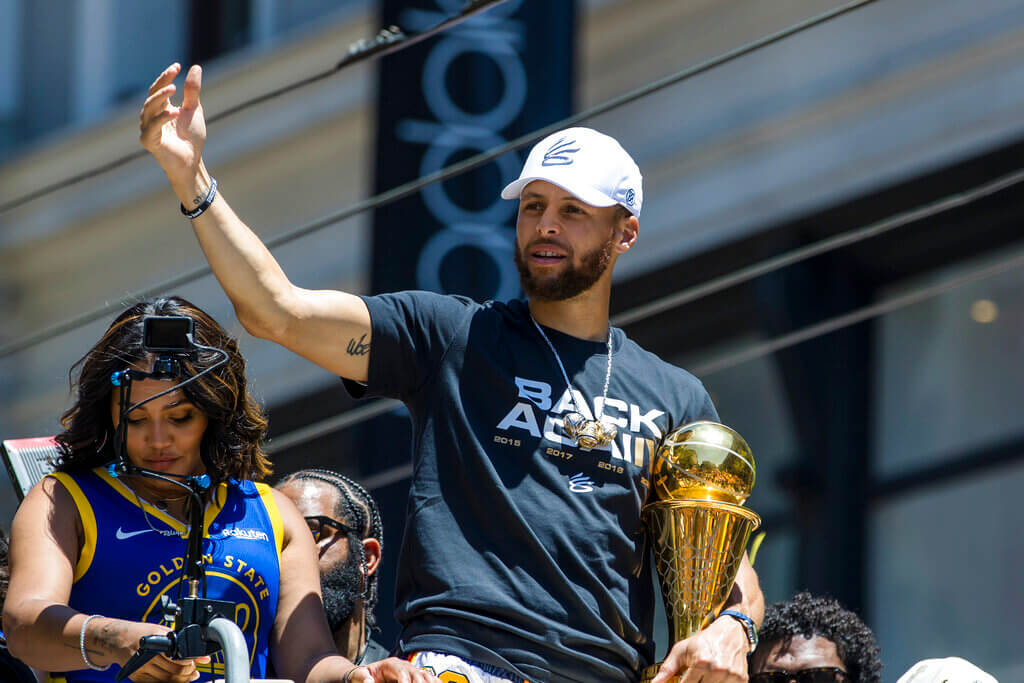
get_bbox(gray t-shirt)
[348,292,717,682]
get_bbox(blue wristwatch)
[720,609,758,652]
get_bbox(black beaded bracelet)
[180,177,218,219]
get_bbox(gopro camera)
[143,316,196,353]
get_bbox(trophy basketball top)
[650,420,756,505]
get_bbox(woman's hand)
[84,616,211,683]
[125,652,212,683]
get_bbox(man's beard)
[514,234,614,301]
[321,548,364,632]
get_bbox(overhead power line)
[0,0,513,215]
[263,172,1024,457]
[280,241,1024,483]
[611,167,1024,327]
[689,248,1024,377]
[0,0,877,358]
[265,398,401,454]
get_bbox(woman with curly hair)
[749,591,882,683]
[2,297,430,683]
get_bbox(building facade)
[1,0,1022,678]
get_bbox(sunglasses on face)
[749,668,849,683]
[303,515,355,543]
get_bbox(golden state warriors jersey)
[47,468,282,682]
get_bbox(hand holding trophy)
[641,421,761,683]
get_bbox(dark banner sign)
[361,0,576,643]
[371,0,576,299]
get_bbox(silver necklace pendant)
[563,412,618,450]
[529,314,617,450]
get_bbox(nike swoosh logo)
[115,527,155,540]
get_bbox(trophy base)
[640,663,678,683]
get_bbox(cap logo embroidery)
[624,189,635,206]
[542,137,580,166]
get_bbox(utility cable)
[611,166,1024,327]
[0,0,877,358]
[0,0,511,215]
[689,247,1024,377]
[280,243,1024,481]
[264,184,1024,458]
[265,398,401,454]
[3,153,1018,363]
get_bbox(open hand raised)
[139,63,207,187]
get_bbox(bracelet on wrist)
[342,665,364,682]
[79,614,112,671]
[720,609,758,653]
[180,177,218,219]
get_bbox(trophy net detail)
[645,500,760,641]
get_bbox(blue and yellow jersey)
[46,468,283,682]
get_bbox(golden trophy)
[640,421,761,683]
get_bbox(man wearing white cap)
[897,657,998,683]
[141,63,763,683]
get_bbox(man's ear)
[361,537,382,577]
[616,215,639,253]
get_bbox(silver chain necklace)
[128,478,190,537]
[530,315,618,450]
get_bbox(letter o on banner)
[416,223,519,301]
[419,130,521,226]
[422,38,528,132]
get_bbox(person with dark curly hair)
[2,296,432,683]
[276,469,389,665]
[749,592,882,683]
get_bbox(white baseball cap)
[501,127,643,216]
[896,657,998,683]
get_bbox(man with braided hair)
[276,469,389,666]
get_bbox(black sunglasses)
[750,668,849,683]
[304,515,355,543]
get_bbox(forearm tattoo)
[65,642,105,657]
[66,619,123,665]
[95,620,123,652]
[346,334,370,356]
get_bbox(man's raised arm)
[140,63,372,382]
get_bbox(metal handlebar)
[114,597,250,682]
[206,617,250,683]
